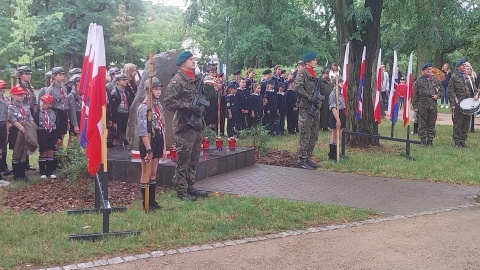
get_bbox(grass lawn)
[0,190,377,269]
[238,119,480,185]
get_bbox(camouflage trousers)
[297,107,320,162]
[417,107,437,140]
[452,106,470,143]
[172,128,203,192]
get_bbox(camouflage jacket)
[164,69,205,133]
[448,72,476,106]
[412,75,443,109]
[294,68,316,109]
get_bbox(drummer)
[412,63,443,147]
[448,58,478,148]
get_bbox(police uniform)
[412,63,443,146]
[448,58,477,147]
[164,51,209,201]
[294,52,321,169]
[46,67,70,137]
[285,79,298,134]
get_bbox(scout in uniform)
[137,77,165,210]
[34,94,59,179]
[164,51,209,201]
[263,79,277,135]
[8,86,37,180]
[110,73,133,146]
[0,81,10,186]
[46,67,70,145]
[294,52,321,169]
[235,78,249,132]
[67,74,82,145]
[260,69,272,97]
[226,83,238,138]
[248,83,263,127]
[412,63,443,147]
[276,83,287,135]
[328,80,346,160]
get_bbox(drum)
[459,98,480,115]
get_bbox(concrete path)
[196,164,480,215]
[94,207,480,270]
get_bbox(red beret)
[41,94,54,104]
[10,86,26,95]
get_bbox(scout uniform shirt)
[67,90,82,128]
[46,83,69,111]
[37,109,58,133]
[137,100,165,137]
[18,82,37,109]
[0,95,10,122]
[8,101,33,124]
[329,90,346,110]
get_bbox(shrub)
[56,140,88,183]
[240,124,271,154]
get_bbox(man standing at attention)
[164,51,209,201]
[294,52,321,170]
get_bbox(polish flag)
[374,48,382,124]
[404,53,413,126]
[388,51,399,124]
[79,24,96,148]
[342,43,349,115]
[356,46,366,122]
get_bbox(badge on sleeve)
[170,80,177,84]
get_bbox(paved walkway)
[196,164,480,215]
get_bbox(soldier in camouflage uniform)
[294,52,321,170]
[448,58,478,148]
[164,51,209,201]
[412,63,443,147]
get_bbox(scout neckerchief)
[153,102,163,131]
[19,104,26,119]
[20,82,31,104]
[306,67,316,78]
[59,85,66,100]
[44,109,52,132]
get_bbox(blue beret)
[262,69,272,75]
[302,52,317,62]
[421,63,432,70]
[176,51,193,66]
[227,82,237,89]
[267,79,275,85]
[456,58,467,68]
[232,69,241,75]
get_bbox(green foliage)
[240,124,271,154]
[203,126,217,144]
[56,141,88,183]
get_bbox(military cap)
[51,67,65,75]
[296,61,304,66]
[16,66,32,74]
[287,78,295,84]
[278,83,286,89]
[227,82,237,89]
[302,52,317,62]
[69,68,82,75]
[176,51,193,66]
[421,63,432,70]
[68,74,81,84]
[0,80,7,89]
[262,69,272,75]
[109,67,120,75]
[44,71,52,80]
[41,94,54,104]
[115,73,128,81]
[232,69,241,76]
[152,77,163,87]
[10,86,26,95]
[267,79,275,85]
[456,58,467,68]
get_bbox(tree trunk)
[332,0,383,147]
[434,49,444,69]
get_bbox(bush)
[203,126,217,144]
[56,140,88,183]
[240,124,271,154]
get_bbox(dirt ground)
[95,207,480,270]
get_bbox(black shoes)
[307,160,320,169]
[455,142,469,148]
[188,188,209,198]
[297,160,315,170]
[461,142,469,148]
[177,191,198,201]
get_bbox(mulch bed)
[2,178,158,214]
[2,148,292,214]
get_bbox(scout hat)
[41,94,54,104]
[10,86,26,95]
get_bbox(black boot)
[413,123,418,134]
[46,158,57,179]
[16,162,29,181]
[427,139,433,147]
[2,149,11,176]
[149,180,161,209]
[328,143,337,160]
[25,156,36,171]
[177,190,197,201]
[420,138,427,147]
[12,161,20,180]
[297,159,314,170]
[39,156,47,178]
[306,159,320,169]
[455,141,463,148]
[140,184,147,209]
[188,187,208,198]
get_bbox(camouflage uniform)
[164,69,204,194]
[448,72,476,145]
[412,75,443,144]
[319,77,332,130]
[294,68,320,165]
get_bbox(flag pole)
[144,50,154,212]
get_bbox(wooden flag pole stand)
[144,50,154,212]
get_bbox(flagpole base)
[70,230,140,241]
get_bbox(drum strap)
[467,76,476,96]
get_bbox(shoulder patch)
[170,80,177,84]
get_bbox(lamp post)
[225,15,230,80]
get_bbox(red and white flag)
[79,24,96,148]
[404,53,413,126]
[388,50,398,117]
[85,25,107,175]
[374,48,382,124]
[341,43,349,115]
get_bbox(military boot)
[461,142,469,148]
[427,138,434,147]
[328,143,337,160]
[455,142,462,148]
[17,163,29,181]
[188,187,208,198]
[297,159,314,170]
[413,123,418,134]
[420,138,427,147]
[177,190,197,201]
[149,180,162,210]
[306,159,320,169]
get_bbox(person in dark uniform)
[164,51,209,201]
[276,83,287,135]
[248,83,263,127]
[260,69,272,97]
[137,77,165,210]
[124,63,138,96]
[66,68,81,94]
[34,94,59,179]
[263,79,277,135]
[110,73,133,146]
[37,71,52,106]
[285,78,298,134]
[218,73,226,136]
[319,69,333,131]
[225,83,238,138]
[67,74,82,145]
[106,67,121,93]
[246,68,256,92]
[236,78,249,132]
[230,69,242,89]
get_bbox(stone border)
[38,203,480,270]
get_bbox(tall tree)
[332,0,383,146]
[111,3,135,63]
